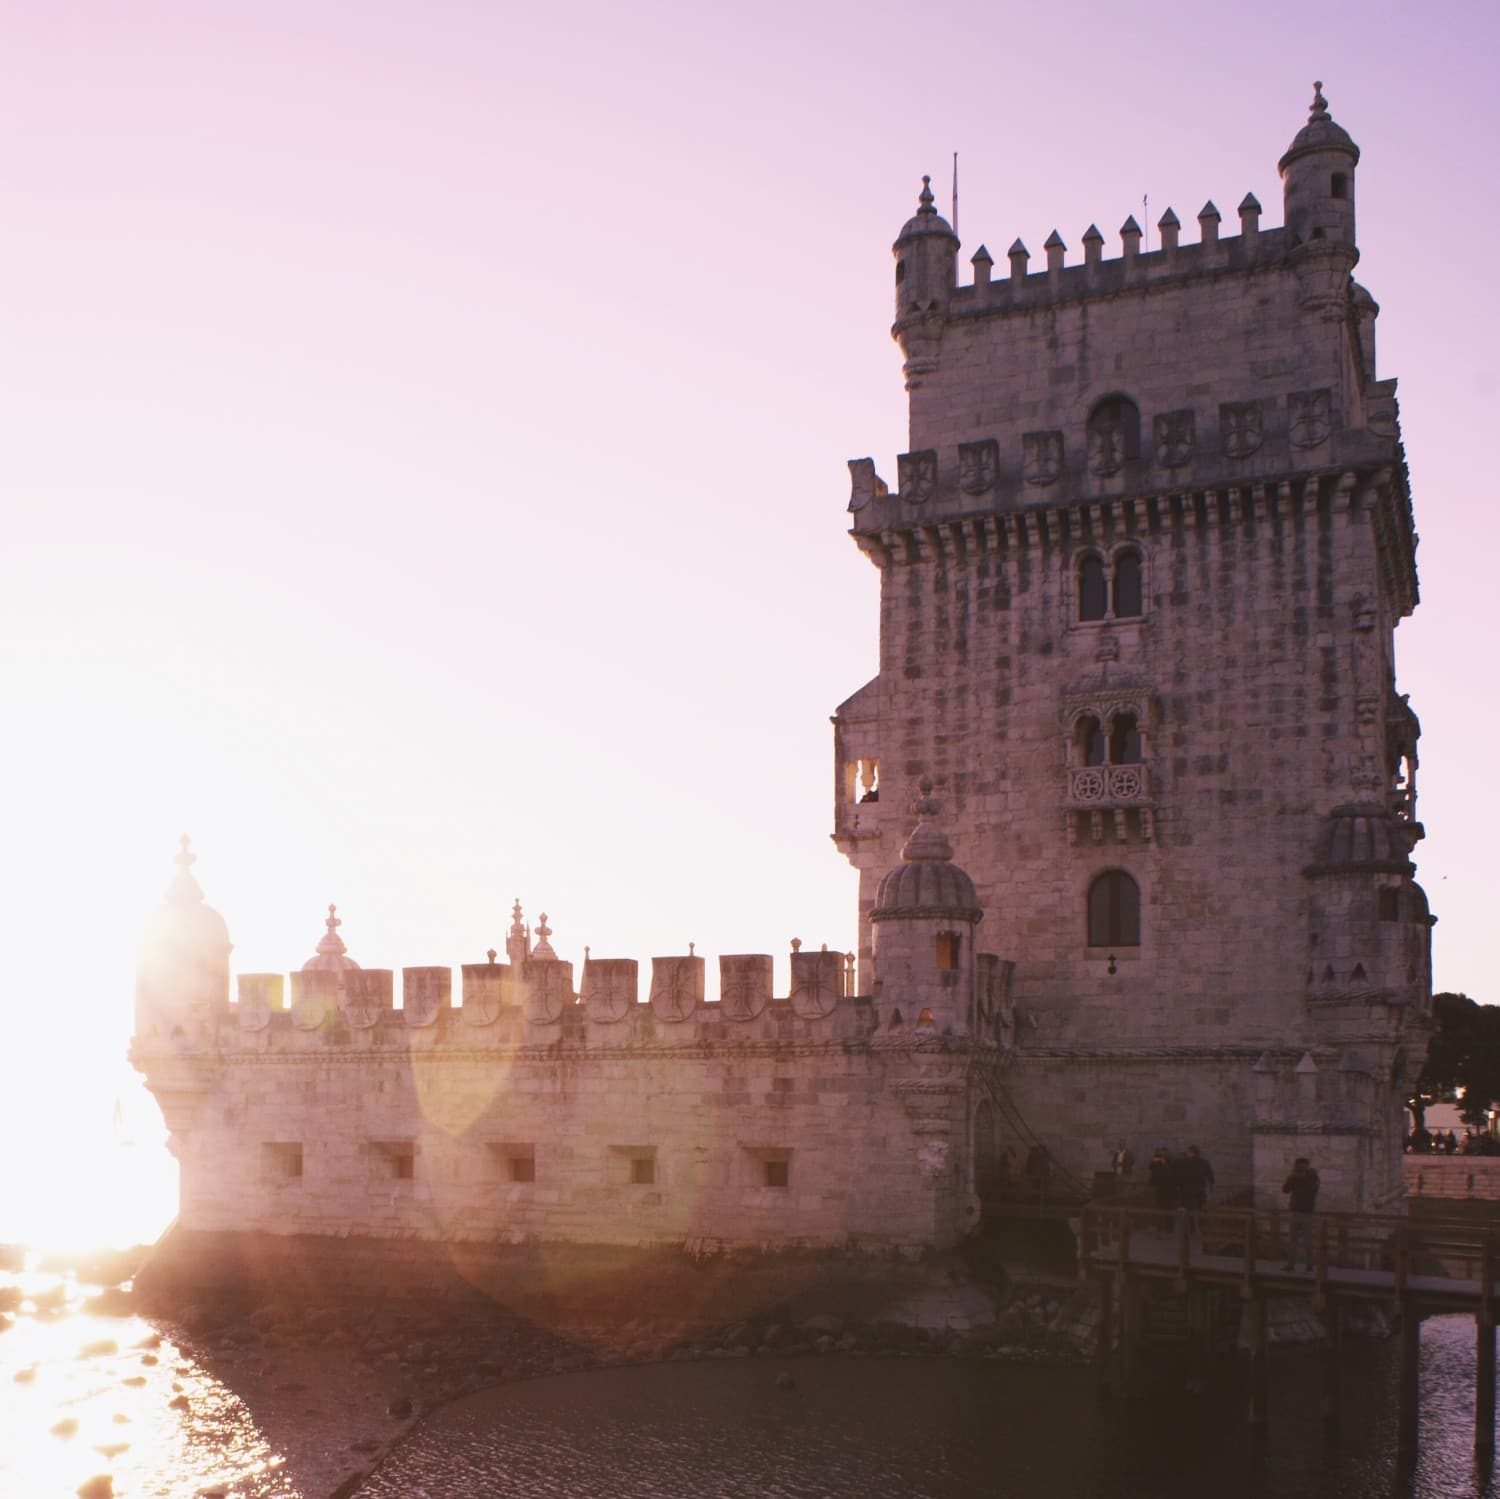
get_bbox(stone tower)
[833,86,1429,1212]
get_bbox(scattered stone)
[51,1417,80,1438]
[0,1285,23,1314]
[200,1487,230,1498]
[133,1332,162,1350]
[168,1394,191,1411]
[79,1338,119,1359]
[14,1364,37,1383]
[123,1376,147,1387]
[141,1353,159,1366]
[93,1441,130,1457]
[112,1412,131,1423]
[76,1476,113,1499]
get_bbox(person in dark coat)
[1179,1145,1215,1233]
[1148,1148,1175,1213]
[1282,1156,1321,1270]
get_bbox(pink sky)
[0,2,1493,1241]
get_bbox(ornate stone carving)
[897,449,937,504]
[460,962,508,1025]
[789,949,841,1020]
[957,439,998,496]
[1220,401,1263,459]
[520,960,570,1024]
[342,970,389,1030]
[1289,388,1332,449]
[846,457,888,512]
[649,956,702,1022]
[580,958,636,1023]
[1022,430,1063,486]
[291,970,338,1031]
[402,966,449,1028]
[236,973,280,1032]
[718,954,771,1021]
[1153,409,1195,468]
[1087,418,1125,477]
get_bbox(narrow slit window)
[1113,550,1143,618]
[936,932,960,970]
[1079,555,1108,621]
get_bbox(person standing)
[1282,1156,1321,1270]
[1180,1145,1215,1234]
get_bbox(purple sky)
[0,2,1493,1240]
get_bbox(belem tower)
[133,87,1430,1261]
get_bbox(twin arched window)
[1079,549,1143,622]
[1075,711,1142,767]
[1088,871,1140,948]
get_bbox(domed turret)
[871,780,982,1036]
[1279,81,1360,252]
[892,176,959,385]
[301,903,360,973]
[135,836,233,1044]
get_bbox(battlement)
[956,199,1297,315]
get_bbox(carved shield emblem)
[342,969,389,1030]
[580,958,637,1023]
[957,440,998,496]
[1220,401,1263,459]
[402,966,450,1028]
[897,449,937,505]
[291,969,339,1031]
[520,960,570,1024]
[846,457,888,512]
[236,972,280,1031]
[718,954,771,1021]
[1022,430,1063,486]
[649,956,701,1022]
[460,963,508,1025]
[1087,420,1124,477]
[1289,389,1331,449]
[789,949,842,1020]
[1153,409,1195,468]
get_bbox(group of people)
[1405,1127,1498,1156]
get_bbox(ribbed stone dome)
[301,903,361,973]
[1279,82,1359,171]
[895,175,957,244]
[1308,803,1413,875]
[146,835,232,954]
[871,780,981,922]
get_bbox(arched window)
[1088,871,1140,947]
[1109,713,1142,765]
[1113,549,1143,618]
[1077,714,1106,767]
[1087,396,1142,476]
[1079,554,1107,621]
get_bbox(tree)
[1410,993,1500,1131]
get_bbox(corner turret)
[891,176,959,389]
[1279,81,1360,253]
[134,836,232,1047]
[871,779,982,1035]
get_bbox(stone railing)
[1067,764,1149,804]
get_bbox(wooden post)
[1096,1271,1114,1394]
[1479,1229,1495,1460]
[1321,1299,1341,1432]
[1247,1292,1268,1429]
[1397,1303,1420,1463]
[1121,1272,1141,1398]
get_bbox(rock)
[200,1487,230,1498]
[14,1364,37,1383]
[51,1417,80,1438]
[141,1353,159,1366]
[0,1285,22,1314]
[168,1394,190,1411]
[133,1333,162,1350]
[76,1476,113,1499]
[123,1376,147,1387]
[79,1338,119,1359]
[93,1442,130,1458]
[330,1471,369,1499]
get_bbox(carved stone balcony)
[1067,764,1149,805]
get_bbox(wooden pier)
[1079,1203,1500,1460]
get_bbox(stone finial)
[1120,215,1142,260]
[1198,200,1221,247]
[509,899,525,939]
[165,833,205,905]
[1082,223,1104,267]
[971,244,993,289]
[791,937,802,953]
[900,775,954,863]
[1238,193,1261,238]
[318,904,345,956]
[1309,80,1329,122]
[486,947,497,965]
[532,912,557,961]
[1044,229,1066,273]
[916,174,936,217]
[1007,238,1029,284]
[1157,207,1180,253]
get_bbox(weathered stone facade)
[835,84,1429,1214]
[132,89,1430,1264]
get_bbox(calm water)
[1,1261,295,1499]
[362,1326,1496,1499]
[4,1261,1496,1499]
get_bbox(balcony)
[1067,765,1150,805]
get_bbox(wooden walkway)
[1079,1203,1500,1460]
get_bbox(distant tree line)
[1409,993,1500,1132]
